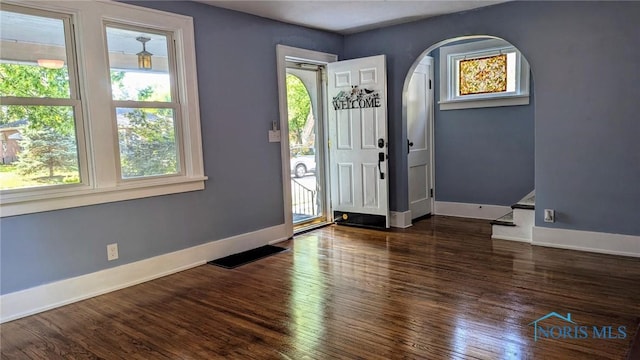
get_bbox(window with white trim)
[439,39,530,110]
[105,25,182,180]
[0,1,206,217]
[0,7,85,190]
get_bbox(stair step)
[512,203,534,210]
[490,211,516,227]
[511,190,535,210]
[492,190,535,243]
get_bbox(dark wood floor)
[2,216,639,359]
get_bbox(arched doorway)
[403,36,535,227]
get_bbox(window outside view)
[0,9,80,190]
[286,72,322,225]
[0,13,181,191]
[105,26,179,179]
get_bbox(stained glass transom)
[459,54,507,96]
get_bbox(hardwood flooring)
[1,216,639,359]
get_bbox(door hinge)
[429,79,432,89]
[430,188,434,198]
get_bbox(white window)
[0,1,205,217]
[439,39,530,110]
[105,25,182,180]
[0,6,86,190]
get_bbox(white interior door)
[407,56,433,219]
[327,55,389,228]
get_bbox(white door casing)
[327,55,389,228]
[276,45,337,237]
[407,56,433,219]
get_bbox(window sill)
[439,94,529,110]
[0,176,207,217]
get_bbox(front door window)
[286,69,325,228]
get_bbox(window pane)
[117,107,178,179]
[0,10,70,98]
[0,105,80,190]
[105,27,171,102]
[459,54,507,96]
[506,52,517,92]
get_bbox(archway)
[403,35,535,226]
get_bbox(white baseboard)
[390,210,412,228]
[533,226,640,258]
[491,234,530,243]
[0,224,288,323]
[434,201,510,220]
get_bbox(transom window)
[439,38,530,110]
[0,1,205,217]
[459,53,510,95]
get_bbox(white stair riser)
[492,208,534,242]
[492,225,531,242]
[513,208,534,230]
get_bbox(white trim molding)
[439,95,529,111]
[390,210,412,228]
[0,224,288,323]
[533,226,640,258]
[435,201,510,220]
[1,176,206,217]
[275,45,337,238]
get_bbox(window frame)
[0,4,91,195]
[0,0,206,217]
[104,23,185,182]
[439,39,530,110]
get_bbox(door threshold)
[294,220,331,235]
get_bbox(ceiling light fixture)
[37,59,64,69]
[136,36,153,70]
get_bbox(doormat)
[207,245,288,269]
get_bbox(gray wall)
[0,1,343,294]
[431,47,535,206]
[344,1,640,235]
[2,0,639,296]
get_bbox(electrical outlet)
[107,243,119,261]
[544,209,555,223]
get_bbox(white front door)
[327,55,389,228]
[407,56,433,219]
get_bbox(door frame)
[403,55,435,223]
[276,45,337,237]
[407,55,434,220]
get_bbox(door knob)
[407,139,414,154]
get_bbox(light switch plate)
[268,130,281,142]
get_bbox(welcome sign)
[333,86,381,110]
